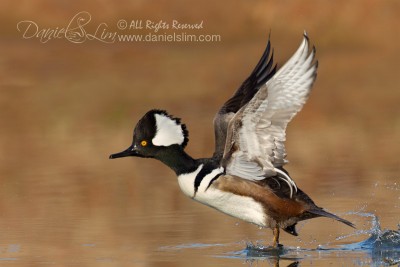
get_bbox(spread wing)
[213,37,276,160]
[222,33,318,197]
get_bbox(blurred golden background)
[0,1,399,266]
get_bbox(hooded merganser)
[110,33,355,247]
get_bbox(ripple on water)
[159,213,400,266]
[160,212,400,267]
[243,212,400,266]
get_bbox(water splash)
[336,212,400,266]
[243,212,400,266]
[335,213,400,250]
[159,213,400,266]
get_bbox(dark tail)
[308,208,355,228]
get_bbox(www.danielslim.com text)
[117,32,221,42]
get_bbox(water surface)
[1,2,400,265]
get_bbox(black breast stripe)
[205,173,223,191]
[194,163,222,194]
[194,165,213,194]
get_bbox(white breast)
[177,164,203,198]
[195,186,267,227]
[177,165,267,227]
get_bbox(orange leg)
[273,227,280,247]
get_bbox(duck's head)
[109,109,189,159]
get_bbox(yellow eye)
[141,140,147,147]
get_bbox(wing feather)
[212,37,276,160]
[222,33,318,197]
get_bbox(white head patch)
[152,113,185,146]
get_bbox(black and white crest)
[137,110,189,148]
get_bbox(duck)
[109,32,355,247]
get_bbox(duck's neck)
[155,146,199,175]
